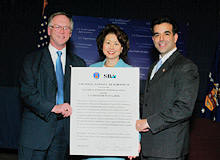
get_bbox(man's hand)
[51,103,72,117]
[136,119,150,132]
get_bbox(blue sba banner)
[37,14,186,80]
[70,16,185,80]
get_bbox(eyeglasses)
[50,24,71,32]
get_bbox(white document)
[70,67,139,156]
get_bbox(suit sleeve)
[147,62,199,133]
[19,54,56,122]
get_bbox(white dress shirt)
[48,44,66,74]
[150,47,177,80]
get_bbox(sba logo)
[104,74,116,78]
[93,72,100,79]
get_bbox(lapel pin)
[163,68,166,72]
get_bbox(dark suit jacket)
[141,51,199,158]
[19,47,86,150]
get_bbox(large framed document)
[70,67,139,157]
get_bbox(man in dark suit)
[18,12,86,160]
[136,17,199,160]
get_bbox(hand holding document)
[70,67,139,157]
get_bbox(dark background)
[0,0,220,159]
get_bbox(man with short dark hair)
[136,16,199,160]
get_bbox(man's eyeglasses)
[50,24,71,32]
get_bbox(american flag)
[37,0,49,48]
